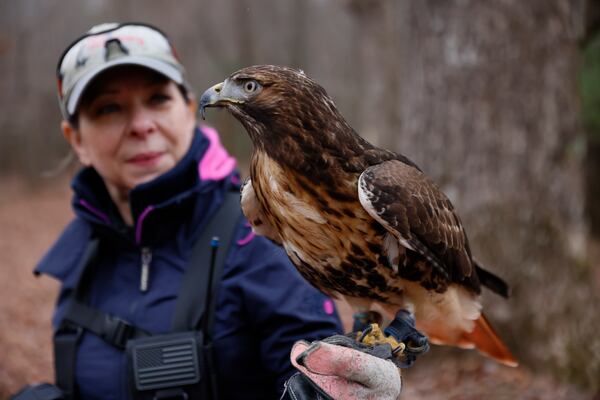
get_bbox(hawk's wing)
[358,159,474,284]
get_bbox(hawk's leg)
[385,309,429,366]
[352,310,382,331]
[357,309,429,368]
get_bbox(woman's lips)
[126,151,164,165]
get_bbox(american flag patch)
[131,336,201,391]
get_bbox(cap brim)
[66,57,184,116]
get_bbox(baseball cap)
[56,22,188,120]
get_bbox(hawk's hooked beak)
[199,80,245,120]
[199,82,223,120]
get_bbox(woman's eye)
[150,93,170,104]
[243,80,258,93]
[96,103,120,116]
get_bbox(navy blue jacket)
[35,126,342,399]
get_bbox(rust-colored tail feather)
[462,314,518,367]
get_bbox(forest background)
[1,1,599,398]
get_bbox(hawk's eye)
[243,80,258,93]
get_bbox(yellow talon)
[357,323,406,354]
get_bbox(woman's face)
[63,66,197,195]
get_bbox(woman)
[29,22,343,399]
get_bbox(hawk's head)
[200,65,349,148]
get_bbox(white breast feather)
[241,178,281,241]
[282,192,327,224]
[383,233,400,273]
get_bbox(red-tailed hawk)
[200,65,517,367]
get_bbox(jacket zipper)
[140,247,152,292]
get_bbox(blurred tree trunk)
[587,143,600,213]
[346,0,597,390]
[236,0,255,65]
[583,0,600,240]
[289,0,308,68]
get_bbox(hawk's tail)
[461,313,518,367]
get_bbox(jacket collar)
[71,125,238,245]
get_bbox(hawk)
[200,65,517,367]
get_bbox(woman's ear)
[188,97,198,115]
[61,120,92,166]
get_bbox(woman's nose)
[128,106,156,138]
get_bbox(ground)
[0,177,595,399]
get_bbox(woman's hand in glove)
[282,339,402,400]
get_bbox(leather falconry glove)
[281,336,402,400]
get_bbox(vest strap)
[171,191,241,332]
[62,301,151,349]
[54,326,81,400]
